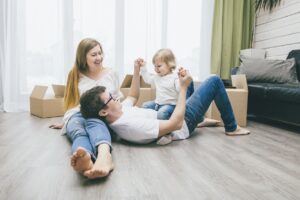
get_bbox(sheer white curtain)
[0,0,6,111]
[0,0,214,112]
[123,0,162,75]
[122,0,214,80]
[73,0,116,71]
[1,0,27,112]
[0,0,69,112]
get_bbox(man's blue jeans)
[66,112,111,161]
[185,75,237,134]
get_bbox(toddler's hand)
[178,67,185,77]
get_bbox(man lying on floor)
[80,58,250,144]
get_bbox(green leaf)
[255,0,282,12]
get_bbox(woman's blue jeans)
[185,75,237,134]
[66,112,111,161]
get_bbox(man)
[80,58,250,145]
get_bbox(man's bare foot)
[83,145,114,179]
[70,147,93,173]
[225,126,250,136]
[197,118,221,127]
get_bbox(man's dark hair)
[80,86,106,119]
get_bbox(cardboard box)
[206,75,248,127]
[30,84,65,118]
[120,75,156,107]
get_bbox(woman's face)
[86,45,103,71]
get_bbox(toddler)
[141,48,194,119]
[140,48,194,144]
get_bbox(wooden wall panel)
[253,0,300,59]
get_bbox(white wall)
[253,0,300,59]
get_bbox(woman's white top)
[61,68,122,134]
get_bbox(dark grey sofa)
[233,50,300,126]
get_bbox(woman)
[50,38,122,179]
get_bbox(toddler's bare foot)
[84,148,113,179]
[225,126,250,136]
[70,147,93,173]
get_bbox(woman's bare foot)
[83,144,114,179]
[70,147,93,173]
[225,125,250,136]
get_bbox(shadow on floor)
[248,115,300,133]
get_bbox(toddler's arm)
[140,67,155,86]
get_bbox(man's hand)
[159,68,191,136]
[178,67,192,89]
[134,58,145,72]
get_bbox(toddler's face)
[153,58,172,76]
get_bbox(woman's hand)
[134,58,145,71]
[49,123,64,129]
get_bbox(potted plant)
[255,0,283,12]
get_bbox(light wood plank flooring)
[0,112,299,200]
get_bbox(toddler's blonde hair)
[152,48,176,71]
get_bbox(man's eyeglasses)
[98,93,115,111]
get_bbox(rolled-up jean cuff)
[224,122,237,132]
[84,149,97,161]
[95,141,113,153]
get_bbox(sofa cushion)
[248,82,300,104]
[266,83,300,104]
[247,83,268,99]
[237,56,298,84]
[286,49,300,81]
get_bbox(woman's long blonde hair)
[64,38,103,111]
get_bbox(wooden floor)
[0,112,300,200]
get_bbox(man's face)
[99,91,122,117]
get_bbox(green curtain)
[211,0,255,79]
